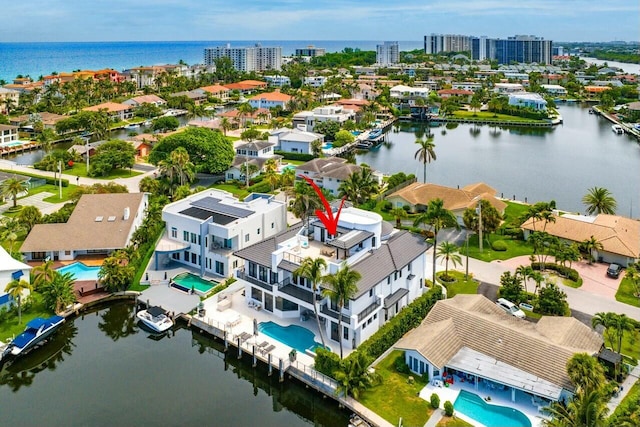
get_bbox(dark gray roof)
[384,288,409,309]
[278,259,298,272]
[328,229,374,250]
[234,224,303,267]
[191,196,254,218]
[350,231,429,298]
[236,140,274,151]
[296,157,346,173]
[310,219,350,235]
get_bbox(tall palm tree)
[390,207,408,228]
[581,236,603,264]
[566,353,606,393]
[414,198,460,284]
[32,259,56,290]
[543,387,609,427]
[591,312,617,350]
[338,167,379,206]
[515,265,534,294]
[582,187,617,215]
[414,136,436,183]
[436,241,462,281]
[0,217,24,255]
[280,167,296,207]
[5,279,33,324]
[1,177,28,208]
[168,146,195,186]
[322,264,361,359]
[219,117,232,136]
[293,257,328,347]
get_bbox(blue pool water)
[56,262,101,281]
[321,142,334,150]
[258,321,327,354]
[454,390,531,427]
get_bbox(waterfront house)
[390,85,431,101]
[494,83,525,94]
[386,182,506,225]
[264,75,291,87]
[125,66,167,89]
[437,89,474,102]
[195,84,231,102]
[169,90,207,105]
[0,124,19,145]
[123,94,167,108]
[0,246,31,310]
[223,80,267,95]
[0,88,20,114]
[226,140,281,181]
[521,213,640,267]
[9,112,67,130]
[218,108,271,127]
[395,294,603,404]
[292,105,355,132]
[233,206,429,351]
[540,85,567,96]
[159,189,286,278]
[21,193,147,262]
[508,93,547,111]
[296,157,382,197]
[83,102,134,121]
[248,91,292,110]
[268,128,324,155]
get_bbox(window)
[233,260,238,269]
[343,326,349,340]
[198,235,201,245]
[198,255,201,266]
[191,233,197,244]
[215,261,224,275]
[387,276,391,285]
[433,369,440,378]
[251,287,263,302]
[183,231,189,242]
[258,266,268,282]
[245,234,250,242]
[248,262,256,277]
[64,250,71,255]
[275,297,298,311]
[271,222,274,229]
[171,227,177,238]
[183,251,189,261]
[394,271,398,280]
[191,253,197,264]
[373,313,377,320]
[257,228,261,235]
[369,289,373,297]
[408,262,412,272]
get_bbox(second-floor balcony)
[320,303,351,324]
[277,277,318,305]
[357,298,381,323]
[237,271,273,292]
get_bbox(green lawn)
[451,111,548,123]
[438,271,479,297]
[359,350,433,427]
[207,183,250,199]
[437,416,474,427]
[620,328,640,362]
[608,379,640,426]
[615,277,639,307]
[466,234,534,262]
[0,293,54,342]
[62,163,142,180]
[26,183,78,204]
[502,200,530,225]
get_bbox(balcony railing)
[282,251,303,265]
[320,304,351,324]
[357,298,381,323]
[237,271,273,292]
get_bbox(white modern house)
[0,124,19,145]
[390,85,431,101]
[225,140,281,181]
[0,246,31,310]
[234,206,429,351]
[508,92,547,111]
[268,128,324,155]
[292,105,355,132]
[159,190,286,278]
[494,83,525,94]
[303,76,327,87]
[541,84,568,96]
[264,75,291,87]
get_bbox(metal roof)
[328,229,374,250]
[191,196,254,218]
[384,288,409,309]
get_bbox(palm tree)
[5,279,33,324]
[609,313,635,355]
[543,387,609,427]
[219,117,232,136]
[591,312,617,350]
[515,265,534,294]
[1,177,28,208]
[280,167,296,207]
[582,187,617,215]
[168,147,195,186]
[414,199,460,284]
[334,350,379,398]
[566,353,606,393]
[436,241,462,281]
[293,257,328,347]
[530,271,545,296]
[414,136,436,183]
[338,167,379,206]
[0,217,24,255]
[99,251,135,293]
[138,176,160,193]
[322,264,361,359]
[17,205,42,233]
[41,271,76,313]
[32,259,56,290]
[581,236,603,264]
[390,207,408,228]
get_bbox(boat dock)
[324,117,397,155]
[592,106,640,141]
[0,141,45,157]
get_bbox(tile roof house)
[387,182,507,225]
[248,91,292,110]
[395,294,603,402]
[195,84,231,102]
[83,102,134,121]
[521,213,640,266]
[296,157,383,197]
[234,206,429,351]
[21,193,148,262]
[123,94,167,107]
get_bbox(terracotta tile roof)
[83,102,132,113]
[21,193,146,252]
[387,182,506,213]
[127,94,165,104]
[521,214,640,258]
[249,91,292,102]
[395,295,602,392]
[199,84,230,94]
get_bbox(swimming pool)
[56,262,101,281]
[321,142,333,150]
[172,272,218,296]
[454,390,531,427]
[0,141,25,148]
[258,321,327,354]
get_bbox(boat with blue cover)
[4,316,65,357]
[367,128,383,140]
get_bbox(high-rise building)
[376,41,399,65]
[295,46,326,57]
[204,44,282,72]
[426,33,552,64]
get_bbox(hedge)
[247,180,271,194]
[315,287,442,377]
[274,151,315,162]
[0,168,69,187]
[531,262,582,285]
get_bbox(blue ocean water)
[0,40,424,82]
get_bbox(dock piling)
[252,345,257,367]
[279,358,284,382]
[237,338,242,359]
[268,354,273,376]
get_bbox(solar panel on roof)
[191,196,254,218]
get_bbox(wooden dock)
[592,106,640,141]
[0,141,44,157]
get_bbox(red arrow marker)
[300,175,346,236]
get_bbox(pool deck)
[420,380,548,427]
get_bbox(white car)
[496,298,526,318]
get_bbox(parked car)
[496,298,526,318]
[606,263,622,279]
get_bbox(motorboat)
[136,306,173,333]
[367,128,383,140]
[611,124,624,134]
[4,316,65,357]
[124,123,141,130]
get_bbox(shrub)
[430,393,440,409]
[491,240,508,251]
[402,205,411,212]
[314,347,342,377]
[382,201,392,211]
[247,180,271,194]
[394,353,411,374]
[444,401,454,416]
[531,262,581,283]
[274,150,315,162]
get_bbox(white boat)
[611,124,624,134]
[136,306,173,333]
[124,123,141,130]
[4,316,65,357]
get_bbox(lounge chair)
[262,344,275,354]
[238,332,252,343]
[257,341,269,348]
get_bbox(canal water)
[0,302,350,427]
[357,104,640,216]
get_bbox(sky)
[1,0,638,43]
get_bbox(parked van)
[496,298,526,318]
